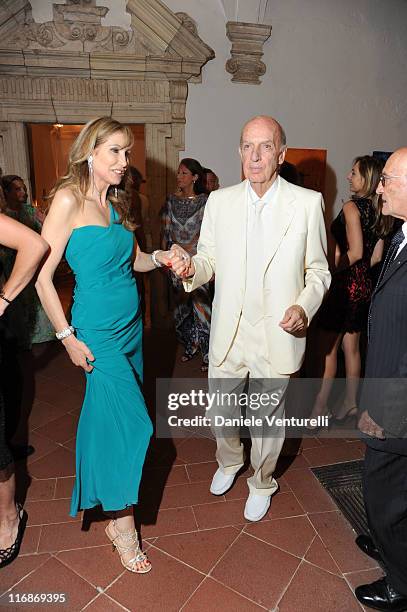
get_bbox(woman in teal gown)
[65,202,152,516]
[36,117,176,575]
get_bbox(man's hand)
[358,410,385,439]
[169,244,196,278]
[279,305,307,334]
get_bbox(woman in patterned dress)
[161,158,212,371]
[309,156,383,425]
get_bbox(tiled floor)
[1,331,382,611]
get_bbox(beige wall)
[164,0,407,217]
[27,0,407,217]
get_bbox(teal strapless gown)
[65,204,153,516]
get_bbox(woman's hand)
[168,244,195,278]
[155,249,176,267]
[0,299,8,317]
[62,334,95,372]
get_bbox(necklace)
[176,188,196,200]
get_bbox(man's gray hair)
[279,126,287,150]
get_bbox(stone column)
[225,21,272,85]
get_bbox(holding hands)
[170,244,195,278]
[158,244,195,278]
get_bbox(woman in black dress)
[309,156,383,424]
[0,211,47,568]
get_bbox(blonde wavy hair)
[48,117,136,230]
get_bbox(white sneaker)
[210,468,236,495]
[244,494,271,522]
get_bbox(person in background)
[0,211,48,569]
[161,158,212,371]
[354,148,407,612]
[0,174,54,347]
[0,175,43,230]
[279,160,301,186]
[202,168,219,194]
[309,155,383,427]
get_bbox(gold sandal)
[105,520,152,574]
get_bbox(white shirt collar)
[248,176,279,207]
[395,221,407,257]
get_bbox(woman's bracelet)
[55,325,75,340]
[0,292,11,304]
[151,250,163,268]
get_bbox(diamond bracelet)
[151,250,163,268]
[55,325,75,340]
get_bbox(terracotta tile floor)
[1,332,382,611]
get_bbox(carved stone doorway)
[0,0,214,325]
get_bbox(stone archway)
[0,0,214,324]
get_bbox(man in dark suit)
[355,148,407,612]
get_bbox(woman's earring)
[87,155,93,175]
[114,187,118,198]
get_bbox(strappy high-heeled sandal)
[105,520,151,574]
[331,405,358,425]
[0,504,28,569]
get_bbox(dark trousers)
[0,333,22,442]
[0,333,14,470]
[363,445,407,595]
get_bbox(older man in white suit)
[170,116,330,521]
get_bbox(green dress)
[65,204,153,516]
[0,203,55,346]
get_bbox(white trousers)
[208,315,289,496]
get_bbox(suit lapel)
[264,177,296,269]
[374,242,407,294]
[227,180,248,273]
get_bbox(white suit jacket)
[183,177,331,374]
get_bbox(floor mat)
[311,459,369,535]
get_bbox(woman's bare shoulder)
[342,199,361,217]
[49,187,81,217]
